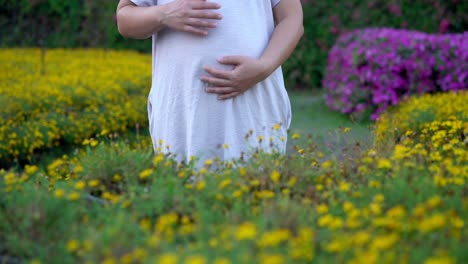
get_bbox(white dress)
[130,0,291,165]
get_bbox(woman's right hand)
[160,0,222,36]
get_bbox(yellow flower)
[374,194,385,203]
[236,222,257,240]
[66,239,79,252]
[153,153,164,164]
[368,180,381,188]
[339,181,350,192]
[370,234,399,251]
[238,167,247,176]
[419,213,446,233]
[377,158,392,169]
[287,176,297,187]
[258,254,284,264]
[200,167,207,175]
[88,179,99,187]
[352,231,370,245]
[250,179,260,186]
[75,181,86,190]
[139,169,153,180]
[24,165,39,175]
[204,159,213,167]
[427,195,441,208]
[184,255,206,264]
[316,204,329,214]
[322,160,332,169]
[325,239,345,252]
[209,238,219,248]
[272,123,281,130]
[158,254,178,264]
[102,257,117,264]
[54,189,65,198]
[270,170,281,183]
[386,205,406,218]
[450,216,464,229]
[90,139,99,147]
[196,181,206,191]
[68,192,80,201]
[219,179,231,189]
[139,218,151,231]
[73,165,83,173]
[369,203,381,215]
[342,201,354,212]
[113,174,122,182]
[292,133,300,139]
[257,229,290,248]
[424,256,455,264]
[213,258,231,264]
[257,135,264,143]
[256,190,275,199]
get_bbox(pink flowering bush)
[323,28,468,120]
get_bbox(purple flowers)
[323,28,468,120]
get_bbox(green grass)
[287,91,373,155]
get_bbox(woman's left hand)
[201,56,270,100]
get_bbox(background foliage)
[1,0,466,89]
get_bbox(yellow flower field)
[0,48,151,164]
[0,49,466,263]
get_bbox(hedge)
[374,90,467,150]
[0,49,150,166]
[323,28,468,120]
[0,0,466,89]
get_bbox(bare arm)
[261,0,304,75]
[116,0,165,39]
[116,0,223,39]
[201,0,304,100]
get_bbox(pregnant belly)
[155,26,268,69]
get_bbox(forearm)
[260,16,304,77]
[117,5,167,39]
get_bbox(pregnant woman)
[117,0,303,166]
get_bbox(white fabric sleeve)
[272,0,281,7]
[129,0,157,6]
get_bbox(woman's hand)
[161,0,223,36]
[201,56,270,100]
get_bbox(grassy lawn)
[287,90,373,155]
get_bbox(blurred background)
[1,0,466,90]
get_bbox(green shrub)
[1,120,466,263]
[1,0,466,89]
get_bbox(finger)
[189,10,223,20]
[218,92,240,100]
[203,66,232,79]
[205,87,237,94]
[218,56,244,65]
[182,25,208,36]
[191,2,221,10]
[200,76,231,86]
[186,18,218,28]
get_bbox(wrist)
[258,58,277,78]
[154,4,170,27]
